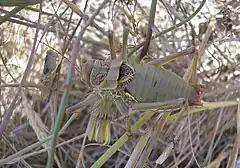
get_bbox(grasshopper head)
[82,59,135,89]
[82,59,111,88]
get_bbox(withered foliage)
[0,0,239,167]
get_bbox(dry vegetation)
[0,0,240,167]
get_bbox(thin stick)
[138,0,157,61]
[0,6,26,25]
[108,30,117,60]
[62,0,107,36]
[122,26,129,61]
[0,83,47,88]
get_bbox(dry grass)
[0,0,240,167]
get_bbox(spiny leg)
[147,46,196,67]
[113,92,136,136]
[65,93,97,115]
[131,98,185,111]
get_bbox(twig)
[202,84,240,98]
[138,0,157,61]
[108,30,117,60]
[122,26,129,61]
[2,135,32,167]
[0,5,26,25]
[0,83,47,88]
[0,0,40,6]
[62,0,107,36]
[0,52,17,82]
[227,101,240,167]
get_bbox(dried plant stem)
[0,6,27,25]
[108,30,117,60]
[0,111,79,166]
[62,0,107,36]
[0,133,85,165]
[122,26,129,61]
[125,113,169,168]
[1,135,31,167]
[138,0,157,61]
[0,2,42,137]
[227,101,240,168]
[0,0,40,6]
[0,83,47,88]
[128,0,206,57]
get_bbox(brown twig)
[138,0,157,61]
[122,26,129,61]
[108,30,117,60]
[0,6,26,25]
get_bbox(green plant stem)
[90,111,155,168]
[0,0,40,6]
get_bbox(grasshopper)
[64,45,205,145]
[62,4,225,146]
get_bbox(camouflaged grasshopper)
[40,50,60,100]
[66,47,205,144]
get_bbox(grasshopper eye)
[118,63,135,86]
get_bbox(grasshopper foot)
[123,116,133,137]
[192,85,208,106]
